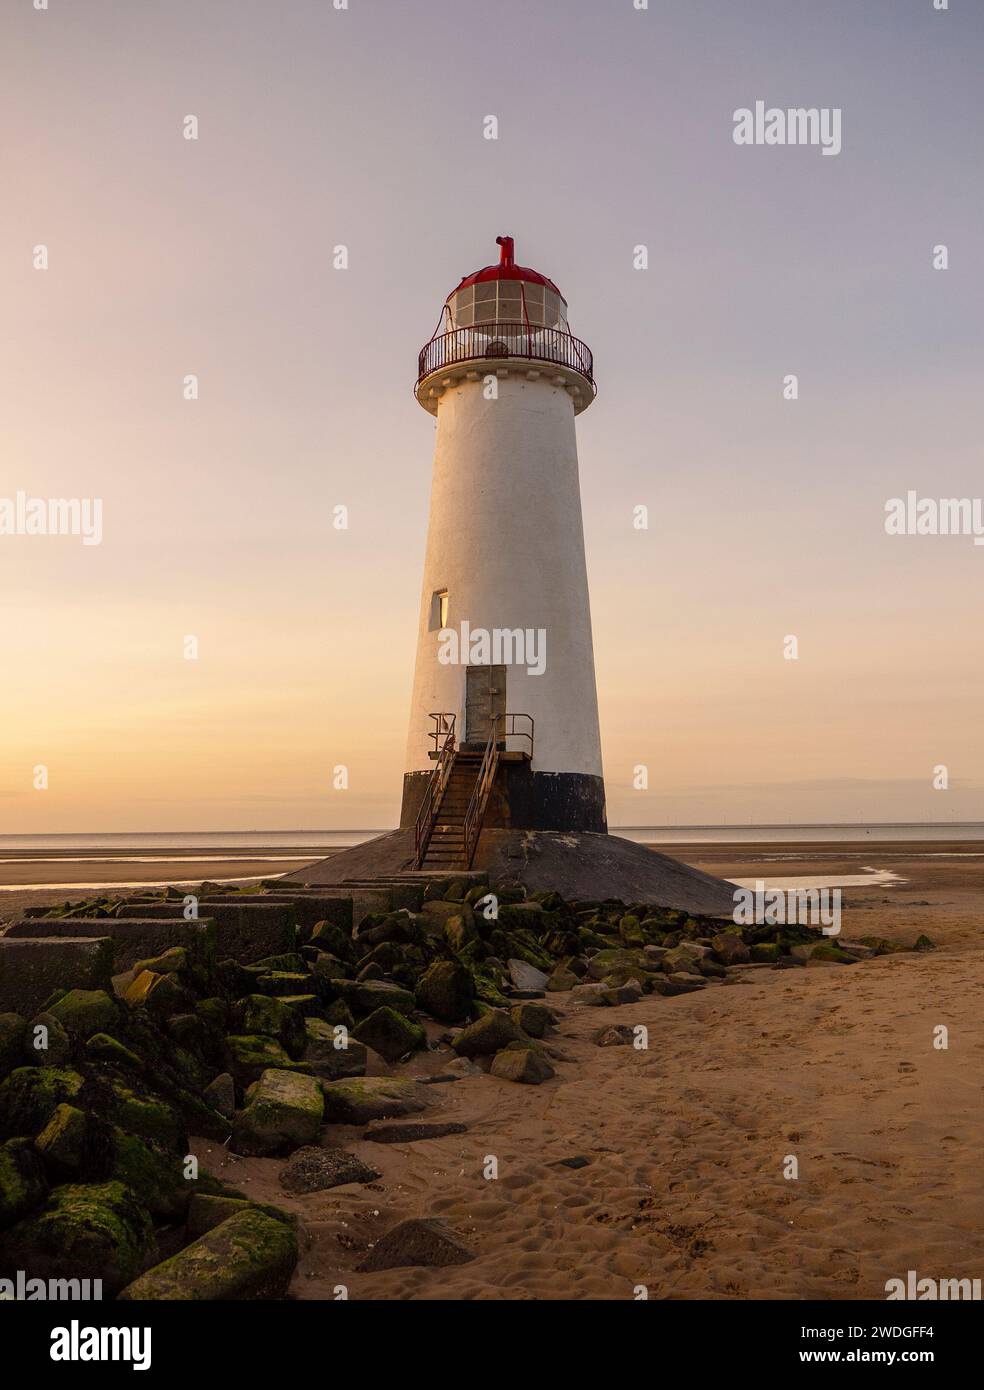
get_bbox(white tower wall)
[404,373,603,779]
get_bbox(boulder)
[506,959,549,992]
[595,1024,637,1047]
[363,1121,468,1144]
[414,960,474,1024]
[331,979,417,1018]
[278,1146,380,1195]
[0,1137,49,1228]
[570,983,610,1007]
[749,943,783,964]
[357,1217,474,1273]
[202,1072,236,1120]
[2,1180,155,1295]
[321,1076,429,1125]
[661,946,704,976]
[442,912,479,954]
[25,1013,71,1067]
[301,1017,367,1082]
[806,942,857,966]
[222,1034,302,1088]
[651,973,706,996]
[509,1003,554,1038]
[34,1103,87,1176]
[123,970,191,1018]
[85,1033,142,1068]
[0,1014,27,1078]
[186,1193,295,1239]
[232,1069,324,1157]
[546,964,579,992]
[490,1047,555,1085]
[110,1130,197,1221]
[710,932,750,966]
[229,995,306,1057]
[118,1209,297,1301]
[44,987,118,1040]
[0,1067,85,1138]
[451,1010,524,1058]
[352,1006,425,1064]
[107,1079,186,1151]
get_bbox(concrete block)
[3,918,215,972]
[0,937,114,1015]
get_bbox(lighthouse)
[286,235,734,913]
[401,236,606,870]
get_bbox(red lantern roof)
[448,236,565,301]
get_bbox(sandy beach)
[147,837,979,1301]
[3,837,981,1301]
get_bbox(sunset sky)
[2,0,982,833]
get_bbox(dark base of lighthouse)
[279,827,736,917]
[399,766,608,834]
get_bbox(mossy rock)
[0,1137,49,1229]
[443,913,479,954]
[123,970,192,1019]
[195,997,230,1034]
[323,998,355,1030]
[414,960,474,1024]
[110,1129,197,1221]
[231,1069,324,1157]
[452,1010,524,1058]
[185,1192,295,1239]
[25,1012,72,1068]
[2,1180,155,1295]
[331,979,416,1018]
[352,1006,425,1064]
[108,1079,187,1152]
[118,1208,297,1301]
[808,942,857,965]
[308,921,354,961]
[85,1033,142,1068]
[222,1034,306,1088]
[35,1103,88,1177]
[509,1003,555,1039]
[546,965,579,992]
[0,1014,28,1078]
[618,914,645,947]
[229,996,306,1058]
[300,1017,366,1082]
[131,946,190,979]
[321,1076,429,1126]
[0,1067,85,1139]
[749,943,784,964]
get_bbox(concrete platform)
[280,828,736,918]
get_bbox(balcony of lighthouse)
[415,276,595,416]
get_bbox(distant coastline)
[1,822,983,855]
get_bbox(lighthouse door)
[464,665,506,747]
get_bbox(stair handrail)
[413,716,457,868]
[462,718,500,869]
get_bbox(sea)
[1,823,982,856]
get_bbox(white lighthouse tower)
[286,235,735,911]
[402,236,606,869]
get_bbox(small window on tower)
[430,589,449,631]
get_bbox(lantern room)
[415,235,595,415]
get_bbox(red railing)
[463,724,500,870]
[417,321,594,389]
[499,712,534,758]
[414,714,456,868]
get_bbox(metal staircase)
[413,712,533,871]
